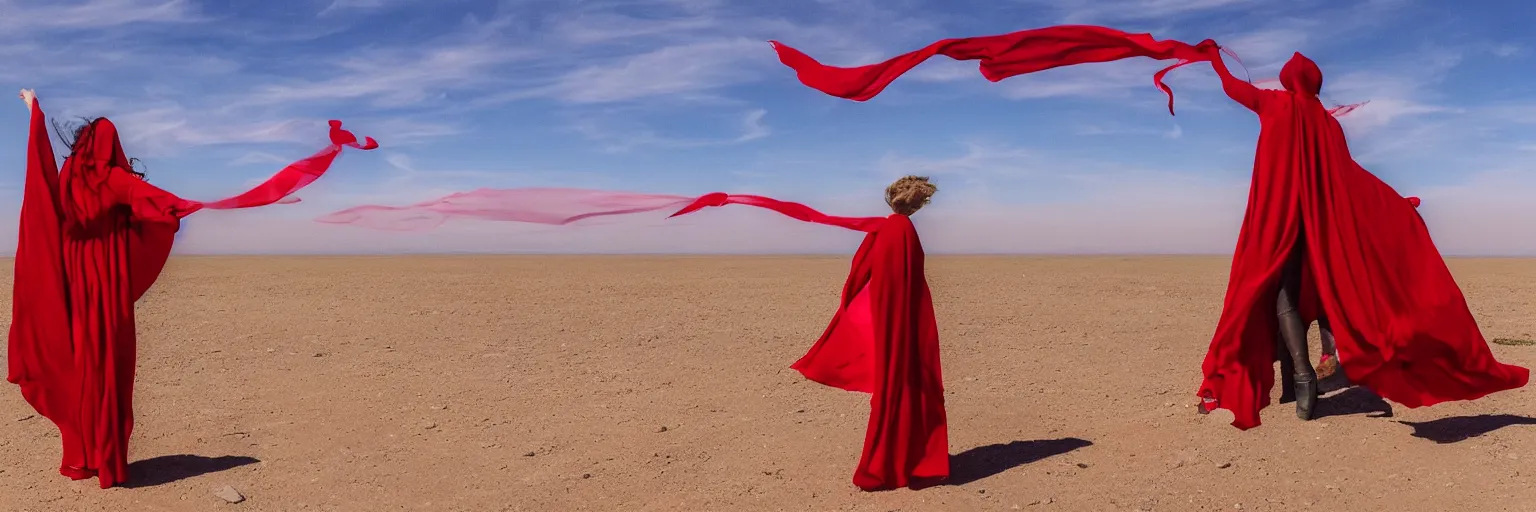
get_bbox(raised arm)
[1208,49,1265,114]
[103,167,203,222]
[21,90,60,193]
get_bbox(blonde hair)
[885,175,937,216]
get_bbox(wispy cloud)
[1030,0,1258,24]
[549,38,771,104]
[570,108,772,152]
[0,0,202,31]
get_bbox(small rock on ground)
[214,485,245,504]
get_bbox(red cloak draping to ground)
[6,99,375,487]
[1195,50,1528,429]
[671,194,948,491]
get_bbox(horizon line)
[1,252,1528,258]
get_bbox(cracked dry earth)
[1,256,1533,511]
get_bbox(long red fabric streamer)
[201,120,377,209]
[316,189,894,233]
[8,98,374,488]
[770,25,1215,114]
[669,193,887,232]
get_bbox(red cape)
[1196,51,1528,429]
[671,195,948,490]
[6,100,375,487]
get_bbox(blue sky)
[0,0,1532,254]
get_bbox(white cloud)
[1030,0,1258,24]
[550,38,771,104]
[229,151,297,167]
[243,44,531,107]
[569,108,771,152]
[1491,44,1522,58]
[0,0,201,31]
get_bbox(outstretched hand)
[19,89,35,109]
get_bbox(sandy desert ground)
[0,255,1532,511]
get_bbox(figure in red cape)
[6,89,376,488]
[315,177,949,491]
[1193,49,1527,429]
[671,176,947,491]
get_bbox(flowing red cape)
[1196,51,1528,429]
[670,194,948,491]
[770,25,1215,114]
[6,99,375,488]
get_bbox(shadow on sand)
[1314,386,1394,419]
[940,437,1093,487]
[1398,414,1536,444]
[122,455,261,488]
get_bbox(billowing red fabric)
[668,193,887,232]
[202,120,377,210]
[7,100,374,488]
[1195,51,1528,429]
[671,195,948,491]
[770,25,1215,114]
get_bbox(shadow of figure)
[1399,414,1536,444]
[1314,386,1393,419]
[122,455,261,488]
[941,438,1092,487]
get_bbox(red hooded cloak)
[7,99,375,487]
[1196,51,1529,429]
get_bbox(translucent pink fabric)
[315,188,700,230]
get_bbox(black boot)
[1278,337,1297,404]
[1294,374,1318,420]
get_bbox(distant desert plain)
[1,255,1533,511]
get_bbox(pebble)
[213,485,245,504]
[582,473,592,479]
[656,426,669,433]
[421,422,437,430]
[1218,462,1232,469]
[523,451,536,457]
[1075,463,1089,469]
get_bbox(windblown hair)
[52,117,147,179]
[885,175,937,216]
